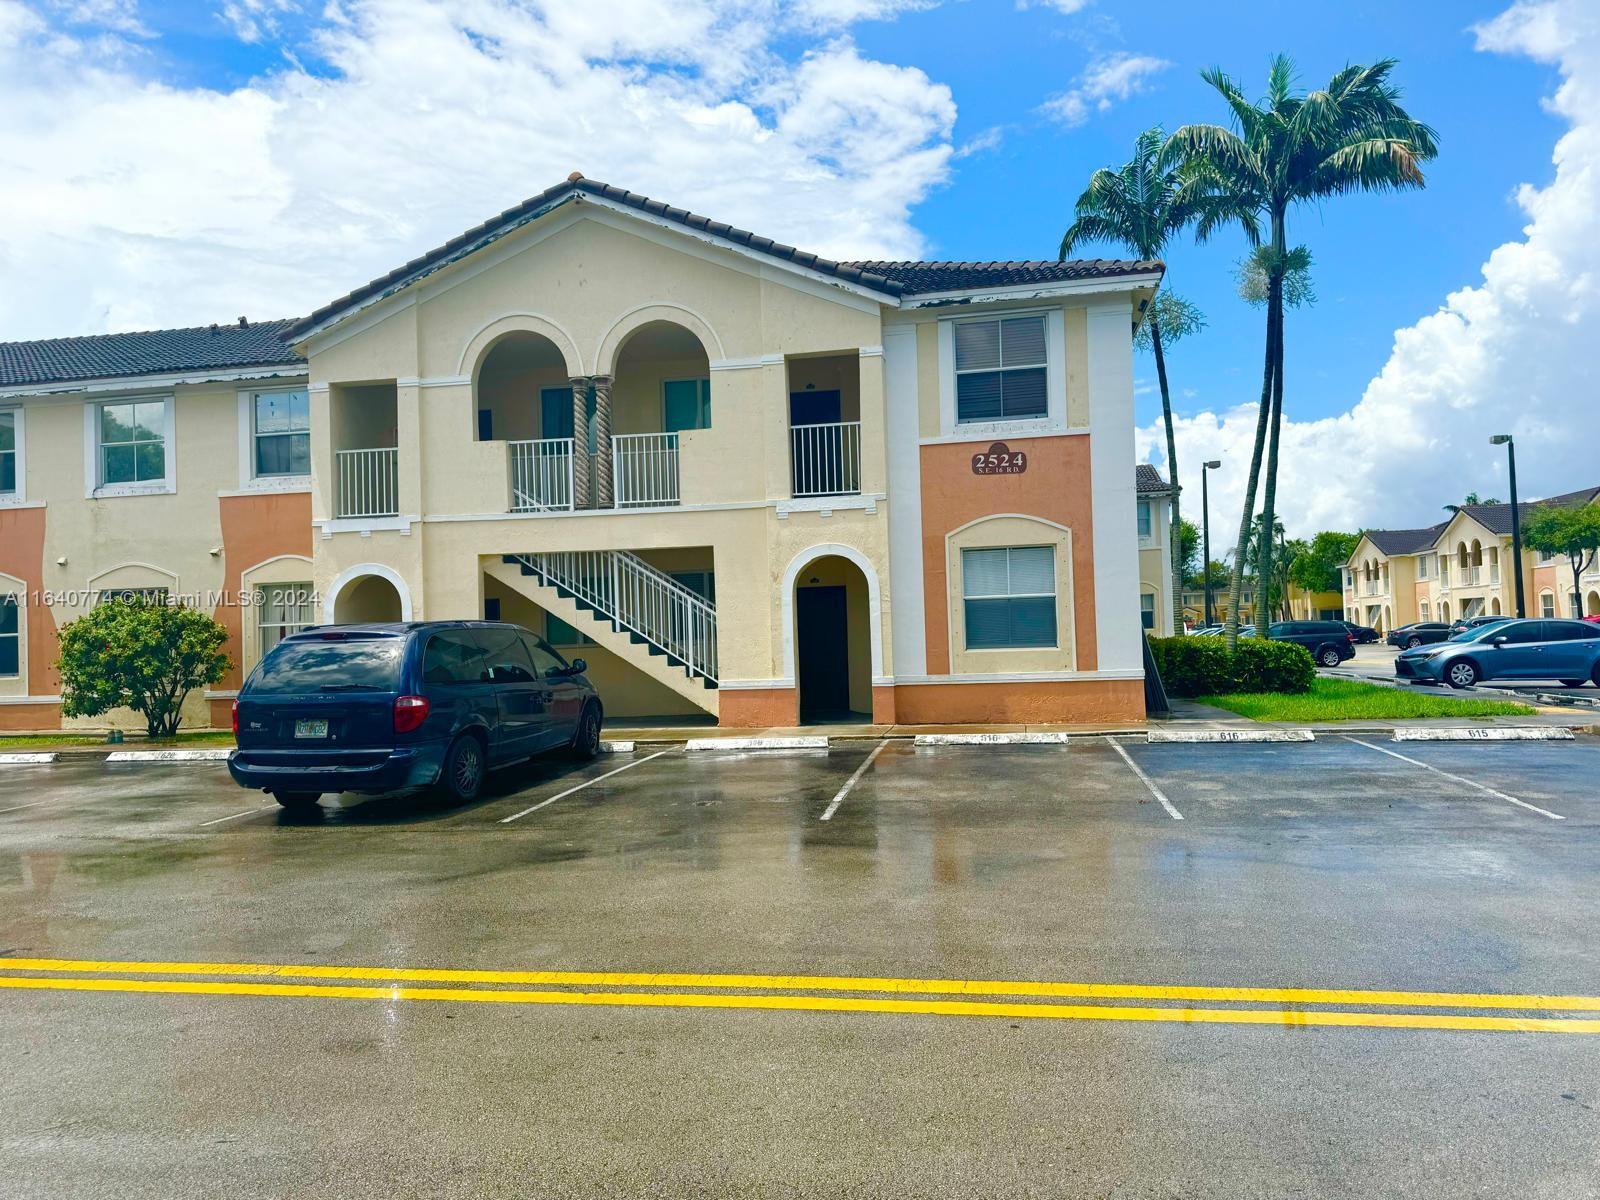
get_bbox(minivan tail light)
[394,695,430,734]
[230,698,239,735]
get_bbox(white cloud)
[1140,0,1600,543]
[1015,0,1092,13]
[220,0,298,44]
[952,123,1004,159]
[1042,51,1169,127]
[0,0,955,337]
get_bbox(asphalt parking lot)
[2,738,1599,1198]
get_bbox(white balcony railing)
[335,447,398,519]
[790,421,862,498]
[1491,564,1501,584]
[613,433,680,508]
[1462,566,1483,586]
[509,438,574,512]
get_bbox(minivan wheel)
[1406,636,1423,649]
[1318,646,1342,667]
[568,704,602,760]
[1446,660,1480,689]
[272,791,321,811]
[1560,679,1587,688]
[437,735,485,803]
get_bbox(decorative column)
[569,376,591,508]
[591,375,614,509]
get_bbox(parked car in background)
[1584,614,1600,626]
[1395,618,1600,689]
[228,621,603,810]
[1267,621,1357,667]
[1449,615,1508,638]
[1386,622,1453,650]
[1341,621,1380,644]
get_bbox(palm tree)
[1169,57,1437,647]
[1060,126,1248,637]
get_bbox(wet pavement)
[1,739,1599,1197]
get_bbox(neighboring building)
[1286,584,1345,623]
[1343,487,1600,634]
[0,175,1163,730]
[1135,464,1175,637]
[1179,585,1255,630]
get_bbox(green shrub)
[1148,635,1233,697]
[1147,634,1315,697]
[56,597,231,738]
[1228,637,1315,694]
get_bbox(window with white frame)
[0,596,17,677]
[258,582,314,654]
[1140,592,1156,631]
[961,546,1057,649]
[954,315,1048,424]
[1417,555,1429,579]
[1420,601,1430,621]
[1137,500,1153,539]
[95,398,169,488]
[1540,591,1556,618]
[98,587,171,606]
[0,410,16,495]
[252,389,311,478]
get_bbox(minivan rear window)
[249,636,407,694]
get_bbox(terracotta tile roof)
[1456,486,1600,535]
[844,259,1163,295]
[288,175,1162,339]
[1135,464,1169,493]
[0,319,304,389]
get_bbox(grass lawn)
[0,729,235,750]
[1195,677,1535,722]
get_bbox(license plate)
[294,718,329,740]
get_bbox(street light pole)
[1202,459,1221,628]
[1491,435,1525,618]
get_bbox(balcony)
[335,447,398,519]
[613,433,681,508]
[509,438,575,512]
[790,421,862,498]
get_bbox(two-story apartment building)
[1343,487,1600,634]
[0,176,1162,730]
[1135,465,1176,637]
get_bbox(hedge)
[1148,635,1316,698]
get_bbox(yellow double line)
[2,957,1598,1034]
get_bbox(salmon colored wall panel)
[0,506,60,723]
[870,684,897,725]
[892,679,1142,726]
[214,492,314,690]
[919,435,1098,674]
[719,687,799,728]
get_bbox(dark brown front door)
[796,586,850,721]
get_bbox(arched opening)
[1491,596,1503,616]
[475,331,576,512]
[607,321,712,508]
[1439,601,1450,622]
[792,554,872,725]
[333,574,404,624]
[1587,590,1600,617]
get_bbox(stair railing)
[513,549,717,684]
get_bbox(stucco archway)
[779,544,885,692]
[594,304,724,375]
[324,563,414,625]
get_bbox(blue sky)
[843,0,1565,433]
[2,0,1595,534]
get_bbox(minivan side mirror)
[1491,635,1509,646]
[569,658,588,675]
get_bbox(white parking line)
[1104,737,1183,820]
[820,741,888,822]
[199,804,279,827]
[498,751,670,824]
[1343,736,1565,821]
[0,800,53,816]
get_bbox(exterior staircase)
[485,549,719,717]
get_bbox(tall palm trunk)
[1149,317,1183,632]
[1254,211,1288,638]
[1224,287,1280,649]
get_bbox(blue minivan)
[228,622,603,810]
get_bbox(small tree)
[1289,531,1360,594]
[1522,504,1600,619]
[56,597,231,738]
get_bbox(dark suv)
[1266,620,1356,667]
[228,622,602,811]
